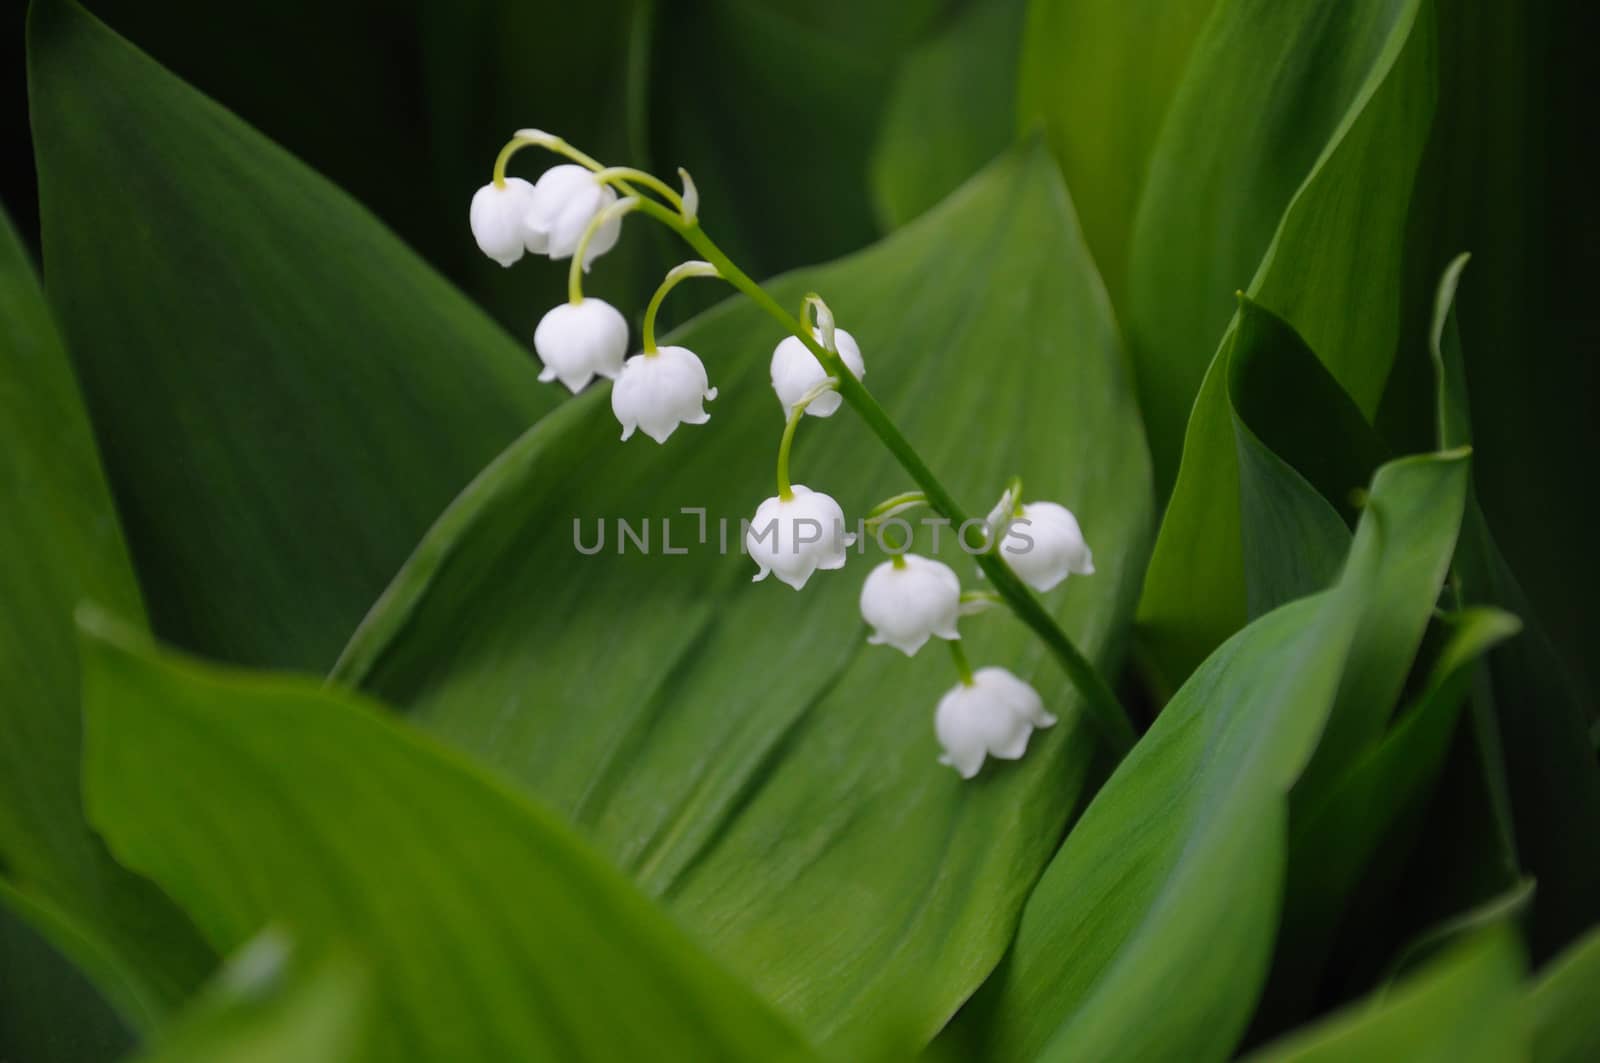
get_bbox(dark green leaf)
[1527,922,1600,1063]
[870,0,1028,229]
[1240,928,1524,1063]
[1266,607,1521,1021]
[1137,300,1385,689]
[0,882,134,1063]
[26,0,556,672]
[946,449,1469,1062]
[1127,0,1430,483]
[1431,255,1600,957]
[0,206,212,1023]
[332,144,1153,1050]
[78,612,811,1063]
[649,0,947,278]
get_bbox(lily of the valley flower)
[997,501,1094,593]
[935,667,1057,779]
[859,554,961,656]
[611,345,717,443]
[527,164,621,268]
[770,329,865,418]
[746,485,855,589]
[470,177,541,267]
[533,298,628,393]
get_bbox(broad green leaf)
[1137,300,1384,689]
[1527,922,1600,1063]
[0,882,133,1063]
[130,934,368,1063]
[870,0,1027,229]
[0,206,212,1022]
[26,0,555,672]
[1430,256,1600,956]
[1240,928,1524,1063]
[332,144,1153,1049]
[77,612,811,1063]
[1127,0,1429,483]
[951,448,1469,1062]
[649,0,947,278]
[1265,608,1521,1021]
[1135,0,1434,683]
[1016,0,1217,305]
[946,449,1467,1062]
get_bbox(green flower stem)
[775,399,806,501]
[593,167,688,218]
[629,199,1137,755]
[642,261,720,353]
[567,197,642,305]
[949,639,975,687]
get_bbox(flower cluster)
[471,130,1099,778]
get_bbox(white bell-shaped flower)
[469,178,540,267]
[770,329,865,417]
[746,486,855,590]
[526,165,621,268]
[859,554,961,656]
[997,501,1094,593]
[533,298,628,394]
[935,667,1057,779]
[611,345,717,443]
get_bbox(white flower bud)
[611,345,717,443]
[935,667,1057,779]
[998,501,1094,593]
[469,178,540,267]
[859,554,961,656]
[770,329,865,417]
[746,486,855,590]
[533,298,629,394]
[526,164,621,268]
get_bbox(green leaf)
[26,0,556,672]
[0,206,213,1022]
[332,144,1153,1050]
[947,448,1469,1063]
[1134,0,1434,684]
[1240,928,1525,1063]
[1265,607,1522,1021]
[0,882,133,1063]
[77,612,811,1063]
[1016,0,1217,305]
[1431,255,1600,956]
[869,0,1028,229]
[1126,0,1430,483]
[129,934,369,1063]
[649,0,947,278]
[1136,299,1385,689]
[1527,922,1600,1063]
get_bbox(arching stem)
[643,261,721,353]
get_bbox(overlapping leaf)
[0,207,213,1025]
[1015,0,1217,305]
[332,143,1153,1049]
[947,449,1469,1062]
[1136,0,1434,684]
[1125,0,1430,483]
[129,935,369,1063]
[79,614,811,1062]
[870,0,1027,229]
[1526,923,1600,1063]
[1241,928,1524,1063]
[26,0,556,672]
